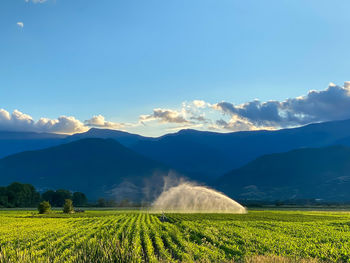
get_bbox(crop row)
[0,210,350,262]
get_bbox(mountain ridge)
[0,138,173,201]
[215,145,350,201]
[130,118,350,177]
[3,118,350,179]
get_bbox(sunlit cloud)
[0,110,124,134]
[17,22,24,28]
[140,108,190,124]
[137,82,350,134]
[214,82,350,129]
[2,82,350,135]
[84,115,124,129]
[192,100,208,108]
[0,109,87,134]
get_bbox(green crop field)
[0,210,349,263]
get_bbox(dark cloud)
[216,100,281,126]
[215,82,350,128]
[190,115,210,123]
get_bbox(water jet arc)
[152,183,246,213]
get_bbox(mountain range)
[2,118,350,201]
[3,118,350,179]
[216,145,350,201]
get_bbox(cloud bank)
[0,109,87,134]
[214,82,350,130]
[1,82,350,135]
[0,110,124,134]
[138,81,350,133]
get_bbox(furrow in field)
[148,214,173,262]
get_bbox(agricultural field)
[0,210,350,262]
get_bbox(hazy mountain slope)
[3,118,350,180]
[0,129,148,159]
[215,145,350,201]
[131,119,350,178]
[131,131,232,180]
[67,128,150,147]
[0,138,172,200]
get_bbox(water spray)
[152,183,246,214]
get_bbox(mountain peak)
[0,138,171,200]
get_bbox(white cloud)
[136,81,350,134]
[139,100,215,126]
[84,115,124,129]
[192,100,207,108]
[36,116,87,134]
[0,110,127,134]
[0,109,87,134]
[140,108,190,124]
[17,22,24,28]
[3,82,350,136]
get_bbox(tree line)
[0,182,87,208]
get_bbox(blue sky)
[1,0,350,136]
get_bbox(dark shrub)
[38,201,51,214]
[63,199,74,214]
[73,192,87,206]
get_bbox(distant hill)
[0,129,148,159]
[3,118,350,180]
[0,138,173,201]
[130,118,350,179]
[67,128,150,147]
[215,145,350,201]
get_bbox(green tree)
[42,189,72,207]
[97,198,106,207]
[42,190,55,204]
[38,201,51,214]
[6,182,40,207]
[0,187,8,208]
[56,190,72,206]
[72,192,87,206]
[63,199,74,214]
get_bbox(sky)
[1,0,350,136]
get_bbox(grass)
[0,209,349,262]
